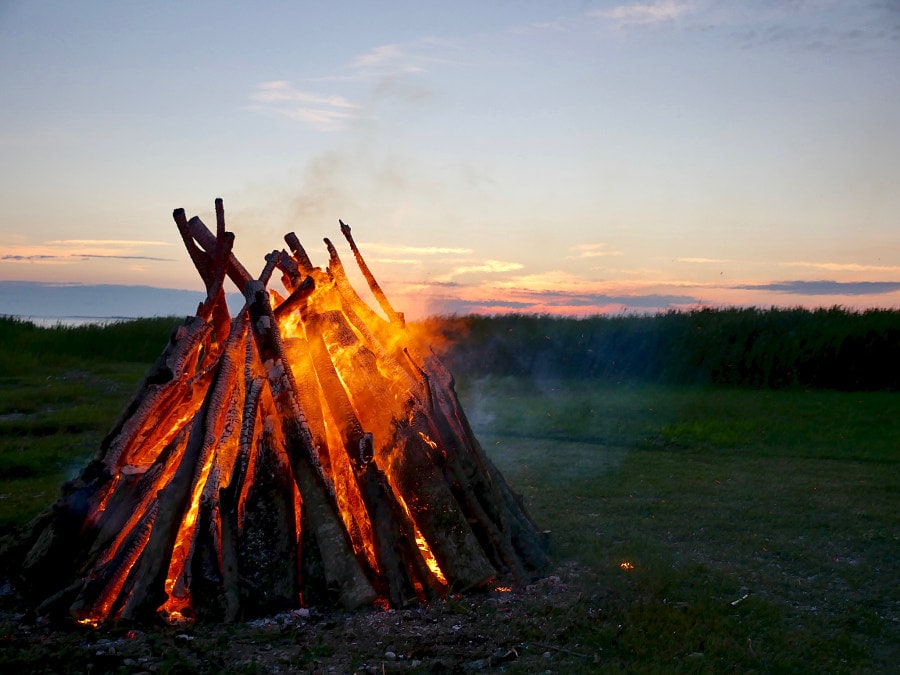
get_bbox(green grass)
[0,368,149,531]
[459,376,899,672]
[0,316,180,530]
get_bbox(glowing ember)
[7,199,548,626]
[620,561,635,570]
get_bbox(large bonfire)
[4,199,547,625]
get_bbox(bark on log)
[236,410,299,616]
[245,281,377,609]
[324,238,391,336]
[117,332,241,621]
[423,355,549,571]
[388,423,497,592]
[101,316,213,468]
[284,231,314,274]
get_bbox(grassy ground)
[0,365,148,533]
[458,376,899,672]
[0,316,178,533]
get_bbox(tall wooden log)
[339,220,404,326]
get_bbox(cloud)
[584,1,898,52]
[675,257,735,264]
[437,259,525,282]
[733,280,900,296]
[46,239,173,247]
[372,258,421,265]
[590,0,695,26]
[0,255,69,264]
[685,1,900,53]
[79,254,176,261]
[351,44,423,73]
[508,18,570,35]
[248,81,362,131]
[781,260,900,273]
[249,38,448,130]
[402,282,699,316]
[251,81,358,109]
[569,243,623,259]
[362,243,472,256]
[0,238,178,265]
[352,38,456,75]
[492,270,594,293]
[1,254,175,263]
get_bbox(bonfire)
[4,199,547,625]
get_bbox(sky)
[1,0,899,319]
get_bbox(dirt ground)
[0,563,601,674]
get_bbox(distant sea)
[0,281,243,327]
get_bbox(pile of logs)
[3,199,547,625]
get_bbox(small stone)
[543,651,553,660]
[384,650,397,660]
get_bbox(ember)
[5,199,547,625]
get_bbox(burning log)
[2,199,547,626]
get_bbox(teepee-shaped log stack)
[6,199,547,625]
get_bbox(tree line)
[426,307,900,391]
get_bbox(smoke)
[291,152,359,234]
[242,37,474,254]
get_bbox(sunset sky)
[1,1,899,318]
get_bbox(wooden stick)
[339,220,404,326]
[284,231,314,274]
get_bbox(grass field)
[458,376,899,671]
[0,366,149,532]
[0,316,179,532]
[0,317,897,671]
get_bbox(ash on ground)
[1,564,604,673]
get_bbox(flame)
[159,432,219,619]
[392,491,448,587]
[620,561,635,570]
